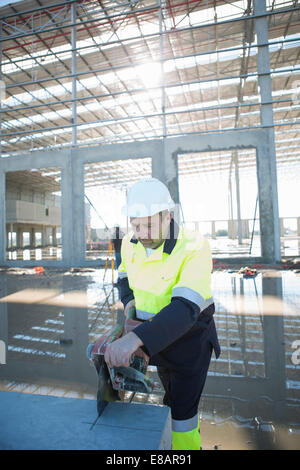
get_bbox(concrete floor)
[0,391,171,450]
[0,265,299,450]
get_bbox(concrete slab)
[0,391,171,450]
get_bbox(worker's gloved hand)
[124,300,136,319]
[104,332,143,368]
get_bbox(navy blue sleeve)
[118,276,134,308]
[133,297,201,357]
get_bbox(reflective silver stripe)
[172,414,199,433]
[118,272,128,280]
[136,309,155,320]
[172,286,213,311]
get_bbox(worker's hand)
[104,332,143,368]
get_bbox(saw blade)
[97,361,120,416]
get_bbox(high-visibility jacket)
[118,218,220,360]
[118,218,220,450]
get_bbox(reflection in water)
[0,268,299,449]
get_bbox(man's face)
[130,211,171,249]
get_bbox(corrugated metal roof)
[0,0,299,186]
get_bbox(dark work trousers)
[152,329,215,421]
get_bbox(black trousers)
[151,330,214,421]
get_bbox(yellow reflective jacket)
[117,219,220,360]
[118,221,213,320]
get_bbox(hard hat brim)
[121,201,174,218]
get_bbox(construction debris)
[238,267,258,278]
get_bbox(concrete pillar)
[42,227,47,246]
[211,221,216,239]
[17,228,22,248]
[228,219,237,239]
[30,228,35,247]
[254,0,281,263]
[242,219,249,239]
[227,219,234,240]
[280,218,284,237]
[71,2,77,147]
[52,227,57,247]
[61,150,85,266]
[233,152,243,244]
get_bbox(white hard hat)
[122,178,175,218]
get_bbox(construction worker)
[104,177,220,450]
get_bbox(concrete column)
[42,227,47,246]
[211,221,216,239]
[228,219,233,239]
[234,151,243,244]
[17,228,22,248]
[280,218,284,237]
[71,1,77,147]
[61,150,85,266]
[228,219,237,239]
[254,0,281,263]
[30,228,35,247]
[52,227,57,247]
[242,219,249,238]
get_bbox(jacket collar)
[163,218,179,254]
[130,218,179,255]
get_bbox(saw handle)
[124,315,150,367]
